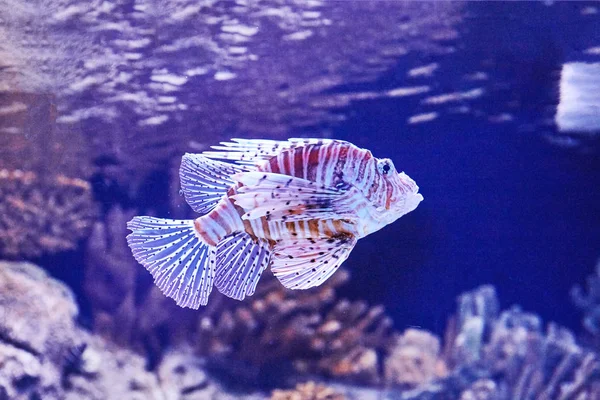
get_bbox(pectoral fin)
[203,138,345,166]
[229,171,358,222]
[270,234,357,290]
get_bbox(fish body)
[127,138,423,309]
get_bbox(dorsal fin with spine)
[202,138,346,166]
[179,153,250,214]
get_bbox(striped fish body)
[198,192,357,244]
[127,139,422,309]
[256,141,384,240]
[202,141,375,244]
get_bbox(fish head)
[369,158,423,225]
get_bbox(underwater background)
[0,1,599,399]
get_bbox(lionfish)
[126,138,423,308]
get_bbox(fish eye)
[378,159,393,175]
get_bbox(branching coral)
[84,206,139,343]
[404,285,600,400]
[481,311,598,399]
[270,382,345,400]
[309,300,393,384]
[8,253,600,399]
[0,169,97,258]
[196,270,394,384]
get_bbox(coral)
[0,260,272,400]
[404,285,600,400]
[64,337,164,400]
[450,285,500,366]
[310,300,394,383]
[384,329,448,387]
[0,261,163,400]
[158,349,212,400]
[3,260,600,400]
[0,169,97,258]
[83,205,141,345]
[84,206,137,336]
[0,92,98,259]
[495,316,600,399]
[270,382,345,400]
[571,259,600,344]
[459,379,498,400]
[0,261,79,362]
[197,270,394,384]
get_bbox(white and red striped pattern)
[200,139,420,241]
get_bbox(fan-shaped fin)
[214,232,272,300]
[229,171,359,222]
[126,216,216,308]
[271,234,357,290]
[180,153,249,214]
[203,138,345,166]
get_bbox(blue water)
[341,109,599,333]
[332,2,600,334]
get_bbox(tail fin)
[126,216,216,309]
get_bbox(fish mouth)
[406,191,424,213]
[397,172,423,214]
